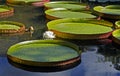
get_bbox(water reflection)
[65,39,112,46]
[0,57,73,76]
[98,42,120,71]
[79,45,120,76]
[7,58,81,72]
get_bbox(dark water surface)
[1,1,120,76]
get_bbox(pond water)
[1,0,120,76]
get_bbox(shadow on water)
[7,58,81,72]
[55,37,112,46]
[97,41,120,71]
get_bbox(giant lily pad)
[45,8,96,20]
[7,0,42,3]
[93,5,120,19]
[6,0,49,6]
[47,18,113,40]
[112,29,120,45]
[0,21,25,34]
[7,40,81,67]
[44,1,87,11]
[0,5,14,18]
[115,21,120,29]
